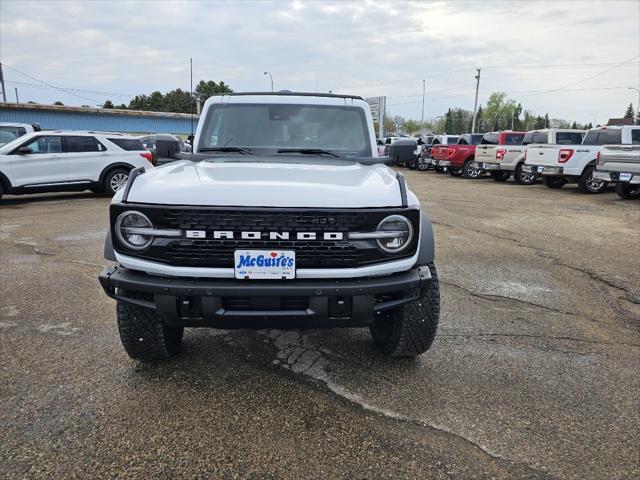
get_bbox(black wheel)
[117,297,184,360]
[462,160,481,179]
[0,182,3,201]
[515,163,536,185]
[370,263,440,357]
[578,165,607,194]
[435,166,445,173]
[491,171,511,182]
[104,168,130,196]
[448,166,463,177]
[615,183,640,199]
[542,176,566,189]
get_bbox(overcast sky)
[1,0,639,125]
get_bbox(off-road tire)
[514,163,536,185]
[370,263,440,357]
[578,165,607,194]
[117,296,184,360]
[462,159,480,179]
[615,182,640,199]
[0,183,3,201]
[104,168,130,196]
[448,166,463,177]
[542,176,566,189]
[491,171,511,182]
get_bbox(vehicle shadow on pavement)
[1,192,101,206]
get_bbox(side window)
[64,136,106,153]
[457,138,469,145]
[631,129,640,145]
[21,136,62,154]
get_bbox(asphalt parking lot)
[1,172,639,479]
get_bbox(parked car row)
[389,125,640,200]
[0,130,154,200]
[0,123,196,200]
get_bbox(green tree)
[117,104,127,109]
[54,101,64,105]
[194,80,233,104]
[443,108,453,133]
[624,103,635,120]
[636,109,640,125]
[475,105,484,132]
[483,92,507,130]
[403,119,423,134]
[571,121,578,129]
[102,99,114,109]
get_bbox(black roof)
[213,91,364,100]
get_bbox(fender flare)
[0,171,11,190]
[104,229,116,261]
[98,162,135,184]
[416,212,435,265]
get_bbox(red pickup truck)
[430,134,484,177]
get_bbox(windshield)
[0,126,27,145]
[198,103,371,157]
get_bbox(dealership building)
[0,102,197,135]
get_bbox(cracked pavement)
[1,172,639,479]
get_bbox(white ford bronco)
[99,92,440,360]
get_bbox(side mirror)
[17,146,33,155]
[155,139,181,160]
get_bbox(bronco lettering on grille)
[185,230,343,240]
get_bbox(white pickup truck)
[594,143,640,199]
[478,129,585,185]
[473,131,525,181]
[524,125,640,193]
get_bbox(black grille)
[222,297,308,311]
[161,210,366,232]
[111,205,420,269]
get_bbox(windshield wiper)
[276,148,340,157]
[200,147,254,155]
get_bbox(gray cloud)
[1,0,638,124]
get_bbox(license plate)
[480,163,486,169]
[234,250,295,279]
[538,166,544,173]
[619,172,632,182]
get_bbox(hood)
[124,158,404,208]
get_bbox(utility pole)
[471,67,481,133]
[0,63,7,102]
[264,72,273,92]
[15,87,19,103]
[421,79,425,124]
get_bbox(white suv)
[0,131,154,200]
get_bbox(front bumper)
[523,164,563,176]
[593,171,640,184]
[99,265,432,329]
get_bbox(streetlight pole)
[264,71,273,92]
[628,87,640,124]
[421,79,425,124]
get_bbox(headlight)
[376,215,414,253]
[115,210,154,251]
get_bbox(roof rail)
[212,91,364,100]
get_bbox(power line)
[330,59,639,91]
[2,63,102,103]
[519,55,640,97]
[4,80,134,98]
